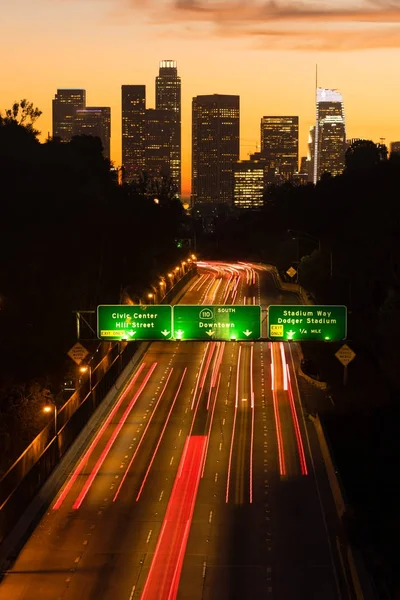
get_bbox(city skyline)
[3,0,400,197]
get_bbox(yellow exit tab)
[270,324,284,336]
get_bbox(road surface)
[0,262,345,600]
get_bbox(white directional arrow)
[161,330,170,337]
[287,330,295,340]
[206,330,215,337]
[243,330,252,337]
[175,330,184,339]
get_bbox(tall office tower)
[121,85,146,182]
[191,94,240,207]
[155,60,181,196]
[73,107,111,158]
[52,89,86,141]
[313,88,346,183]
[233,160,265,209]
[260,116,299,179]
[145,109,174,180]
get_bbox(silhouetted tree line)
[203,139,400,595]
[0,100,187,469]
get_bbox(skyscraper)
[155,60,181,196]
[260,116,299,179]
[52,89,86,141]
[192,94,240,207]
[121,85,146,182]
[145,109,174,180]
[313,88,346,183]
[74,107,111,159]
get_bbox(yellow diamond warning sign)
[67,342,89,365]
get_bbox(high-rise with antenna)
[313,73,346,183]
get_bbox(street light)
[79,364,92,391]
[43,399,58,440]
[147,292,154,304]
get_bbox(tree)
[345,139,387,171]
[0,99,42,137]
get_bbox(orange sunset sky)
[2,0,400,198]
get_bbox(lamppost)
[147,292,154,305]
[79,364,92,392]
[43,399,58,440]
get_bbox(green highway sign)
[97,305,173,341]
[173,305,261,341]
[267,305,347,341]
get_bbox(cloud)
[112,0,400,50]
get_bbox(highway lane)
[0,262,345,600]
[177,263,343,600]
[0,262,245,600]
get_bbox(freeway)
[0,262,345,600]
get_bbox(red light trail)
[140,435,207,600]
[52,361,147,510]
[112,368,174,502]
[72,362,158,509]
[135,369,187,502]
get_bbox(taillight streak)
[112,368,174,502]
[52,362,147,510]
[135,368,187,501]
[140,436,207,600]
[72,362,158,509]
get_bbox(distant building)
[313,88,346,183]
[74,107,111,158]
[156,60,181,196]
[233,160,265,209]
[52,89,86,142]
[390,141,400,155]
[145,108,174,180]
[299,156,308,174]
[121,85,146,182]
[260,116,299,179]
[192,94,240,207]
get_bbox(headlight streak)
[280,341,288,391]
